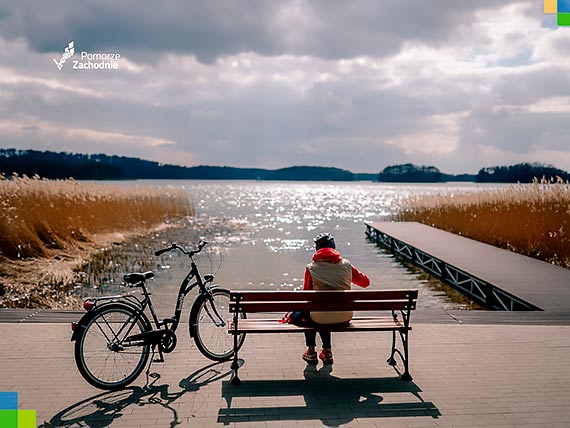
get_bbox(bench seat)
[230,316,408,333]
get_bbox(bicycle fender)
[71,318,87,342]
[188,297,202,338]
[71,309,98,342]
[70,301,150,341]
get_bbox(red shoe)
[319,349,334,364]
[302,350,318,365]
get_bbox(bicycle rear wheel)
[75,303,151,390]
[190,288,246,361]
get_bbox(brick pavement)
[1,320,570,427]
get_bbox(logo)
[53,41,75,70]
[0,392,36,428]
[544,0,570,25]
[53,41,121,70]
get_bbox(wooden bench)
[228,289,418,385]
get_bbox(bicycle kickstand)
[153,344,165,363]
[144,345,164,387]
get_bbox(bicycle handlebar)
[154,240,208,257]
[154,246,173,256]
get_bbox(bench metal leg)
[230,342,241,385]
[230,338,241,385]
[230,320,241,386]
[387,329,413,381]
[387,330,397,366]
[400,330,412,381]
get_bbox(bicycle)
[71,240,246,390]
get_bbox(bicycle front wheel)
[75,303,151,390]
[190,288,246,361]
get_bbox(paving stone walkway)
[1,317,569,427]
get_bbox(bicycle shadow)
[218,364,440,427]
[38,359,242,428]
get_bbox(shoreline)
[0,224,174,309]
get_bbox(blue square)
[559,0,570,13]
[0,392,17,410]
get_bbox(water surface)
[79,181,499,312]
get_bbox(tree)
[476,163,570,183]
[378,163,443,182]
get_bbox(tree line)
[0,149,354,181]
[378,162,570,183]
[1,149,568,183]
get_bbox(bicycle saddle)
[123,271,155,285]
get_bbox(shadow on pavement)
[218,364,440,427]
[38,360,239,428]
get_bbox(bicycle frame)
[147,258,219,333]
[73,256,222,342]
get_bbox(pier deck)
[366,222,570,315]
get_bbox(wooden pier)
[366,222,570,313]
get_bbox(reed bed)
[0,176,193,260]
[0,176,193,308]
[397,180,570,269]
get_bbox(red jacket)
[303,248,370,290]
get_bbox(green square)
[558,13,570,25]
[18,410,37,428]
[0,410,18,428]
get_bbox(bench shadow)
[38,359,241,428]
[218,364,440,427]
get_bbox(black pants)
[304,330,331,348]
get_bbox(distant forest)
[378,162,570,183]
[378,163,475,182]
[475,163,570,183]
[1,149,569,183]
[0,149,355,181]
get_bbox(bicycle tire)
[75,302,151,390]
[190,288,246,361]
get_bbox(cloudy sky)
[0,0,569,174]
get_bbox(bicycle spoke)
[98,311,137,343]
[76,304,150,389]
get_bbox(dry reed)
[397,180,570,268]
[0,175,193,260]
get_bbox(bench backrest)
[229,289,418,313]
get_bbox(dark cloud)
[0,0,529,62]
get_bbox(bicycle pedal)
[153,356,165,363]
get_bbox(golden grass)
[0,175,193,259]
[0,176,193,308]
[397,181,570,268]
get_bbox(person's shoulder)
[339,258,352,267]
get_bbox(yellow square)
[18,410,36,428]
[544,0,557,13]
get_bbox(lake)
[80,180,502,311]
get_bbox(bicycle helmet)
[314,233,336,250]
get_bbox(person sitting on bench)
[301,233,370,365]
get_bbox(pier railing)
[365,223,540,311]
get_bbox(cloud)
[0,0,531,62]
[1,0,569,174]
